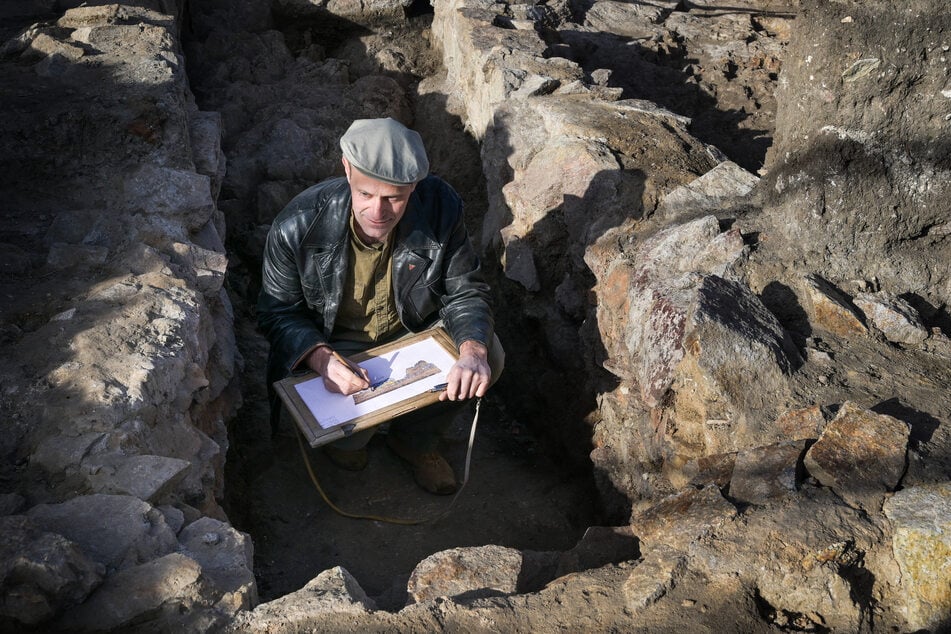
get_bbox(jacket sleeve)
[257,218,328,380]
[438,196,494,350]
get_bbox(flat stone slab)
[85,454,191,502]
[729,440,808,505]
[408,545,524,604]
[804,402,909,512]
[659,161,759,221]
[26,494,178,570]
[800,274,867,338]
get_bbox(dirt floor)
[224,315,599,610]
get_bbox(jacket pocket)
[404,279,441,325]
[301,282,324,310]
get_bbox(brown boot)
[386,435,457,495]
[322,445,368,471]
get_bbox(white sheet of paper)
[294,336,457,429]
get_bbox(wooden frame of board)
[274,327,459,448]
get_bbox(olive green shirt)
[332,217,404,343]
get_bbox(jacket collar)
[297,178,440,251]
[299,178,351,250]
[396,191,440,251]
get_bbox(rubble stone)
[238,566,376,626]
[854,292,929,345]
[800,274,867,337]
[408,545,523,604]
[179,517,257,612]
[804,402,910,512]
[0,516,104,627]
[61,552,205,632]
[883,482,951,632]
[630,484,737,549]
[27,495,179,571]
[729,440,808,505]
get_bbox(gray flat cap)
[340,118,429,185]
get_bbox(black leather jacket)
[258,175,494,386]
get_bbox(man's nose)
[368,197,390,217]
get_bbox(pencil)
[331,349,364,379]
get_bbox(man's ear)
[341,157,351,181]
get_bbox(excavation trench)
[183,3,601,609]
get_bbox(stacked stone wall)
[0,1,253,629]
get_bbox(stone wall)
[0,1,253,629]
[430,0,951,629]
[1,0,949,630]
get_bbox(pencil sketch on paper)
[293,335,458,430]
[352,360,440,404]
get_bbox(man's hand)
[306,346,370,395]
[441,340,491,401]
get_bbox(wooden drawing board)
[274,328,459,448]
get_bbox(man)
[258,118,503,495]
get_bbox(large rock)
[60,553,218,632]
[236,566,376,627]
[804,402,910,512]
[407,545,524,604]
[798,274,867,338]
[26,495,179,571]
[434,0,722,467]
[179,517,257,612]
[433,0,583,137]
[587,216,799,502]
[853,292,929,345]
[883,482,951,632]
[584,1,678,38]
[0,516,104,628]
[687,488,882,633]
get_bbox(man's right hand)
[306,346,370,395]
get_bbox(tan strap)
[296,398,482,525]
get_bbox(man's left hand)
[441,340,491,401]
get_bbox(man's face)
[343,158,416,244]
